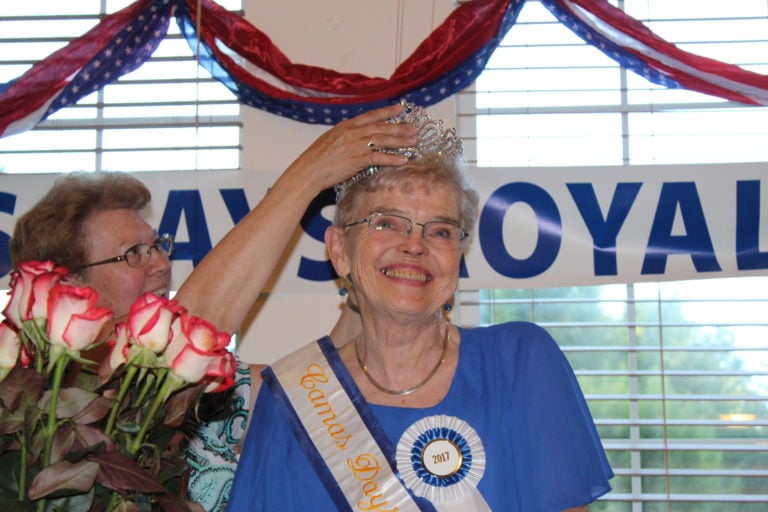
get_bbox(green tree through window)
[478,283,767,511]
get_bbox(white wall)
[236,0,457,363]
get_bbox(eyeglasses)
[79,234,174,269]
[345,213,468,248]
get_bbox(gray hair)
[333,153,479,246]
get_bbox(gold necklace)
[355,322,449,396]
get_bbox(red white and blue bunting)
[1,0,767,139]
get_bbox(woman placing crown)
[227,103,613,511]
[9,103,417,511]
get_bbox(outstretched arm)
[174,104,417,334]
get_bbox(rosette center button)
[421,439,463,477]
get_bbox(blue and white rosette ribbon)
[396,415,491,511]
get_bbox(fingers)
[345,103,406,127]
[351,108,418,150]
[317,105,416,153]
[365,152,409,170]
[339,106,417,149]
[365,128,417,152]
[282,103,422,190]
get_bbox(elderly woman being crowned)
[226,102,613,512]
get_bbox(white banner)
[1,162,766,292]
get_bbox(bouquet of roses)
[0,261,236,512]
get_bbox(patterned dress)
[187,358,251,512]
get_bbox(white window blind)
[457,0,768,168]
[457,1,768,510]
[0,0,242,174]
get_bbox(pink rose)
[163,311,235,392]
[0,320,23,382]
[46,284,113,353]
[3,260,68,329]
[200,350,236,393]
[107,322,131,372]
[125,293,183,354]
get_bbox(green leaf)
[116,421,140,434]
[91,451,165,494]
[28,459,99,500]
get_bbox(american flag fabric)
[173,0,523,124]
[541,0,768,106]
[1,0,766,139]
[0,0,171,138]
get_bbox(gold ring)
[367,138,376,150]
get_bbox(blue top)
[227,322,613,511]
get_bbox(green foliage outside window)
[479,283,767,511]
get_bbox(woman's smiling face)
[79,208,172,318]
[328,182,464,322]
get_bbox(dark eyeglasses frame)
[78,233,174,270]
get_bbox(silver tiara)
[334,100,463,201]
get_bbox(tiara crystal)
[334,100,464,201]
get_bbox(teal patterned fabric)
[187,358,251,512]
